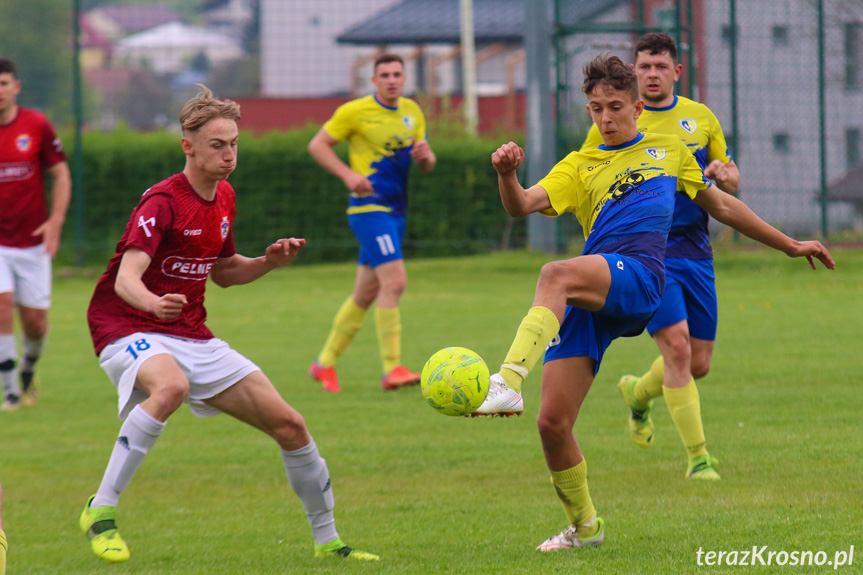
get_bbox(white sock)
[0,334,19,397]
[282,439,338,546]
[21,334,45,373]
[92,405,165,508]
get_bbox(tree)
[0,0,72,123]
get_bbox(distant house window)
[721,24,736,45]
[772,25,789,46]
[847,128,862,168]
[773,133,790,154]
[846,23,862,90]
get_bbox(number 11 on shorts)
[376,234,395,256]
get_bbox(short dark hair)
[582,54,639,102]
[374,53,404,72]
[634,32,678,62]
[0,58,17,77]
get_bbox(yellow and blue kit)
[582,95,733,259]
[541,132,710,372]
[323,94,427,219]
[582,95,733,339]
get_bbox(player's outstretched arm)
[210,238,306,288]
[116,248,188,319]
[693,185,835,270]
[491,141,551,217]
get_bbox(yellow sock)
[375,306,401,374]
[499,306,560,393]
[550,460,599,538]
[633,355,664,404]
[664,378,708,458]
[318,298,367,367]
[0,528,7,575]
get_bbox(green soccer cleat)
[314,538,379,561]
[79,495,130,563]
[617,375,654,448]
[687,455,721,481]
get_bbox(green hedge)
[61,128,530,265]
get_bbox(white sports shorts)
[0,244,51,308]
[99,332,260,421]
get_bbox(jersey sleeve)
[704,107,733,164]
[39,119,67,168]
[536,154,584,217]
[219,227,237,258]
[126,194,175,258]
[676,140,711,199]
[579,123,605,152]
[322,101,356,142]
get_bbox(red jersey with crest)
[87,173,237,354]
[0,107,67,247]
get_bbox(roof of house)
[337,0,627,45]
[93,4,183,34]
[115,22,241,50]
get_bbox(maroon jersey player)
[0,57,71,410]
[79,86,379,564]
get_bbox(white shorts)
[0,244,51,309]
[99,332,260,421]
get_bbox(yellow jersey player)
[582,33,739,479]
[473,54,832,552]
[308,53,436,393]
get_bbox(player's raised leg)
[205,370,379,561]
[535,356,604,551]
[474,255,610,416]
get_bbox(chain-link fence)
[2,0,860,265]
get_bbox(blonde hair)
[179,84,241,134]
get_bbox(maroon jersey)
[0,107,67,247]
[87,173,237,354]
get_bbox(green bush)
[61,128,529,265]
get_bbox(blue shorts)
[348,211,406,268]
[646,257,717,340]
[544,254,663,375]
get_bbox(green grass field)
[2,248,861,574]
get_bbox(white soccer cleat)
[469,373,523,417]
[536,518,605,552]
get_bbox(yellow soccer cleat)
[687,455,721,481]
[79,495,130,563]
[617,375,654,448]
[314,538,379,561]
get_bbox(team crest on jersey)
[679,119,697,134]
[402,115,416,130]
[15,134,31,152]
[220,216,230,239]
[645,148,666,161]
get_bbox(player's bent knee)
[536,412,576,445]
[271,410,310,448]
[152,378,190,411]
[691,358,711,380]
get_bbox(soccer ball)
[421,347,490,416]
